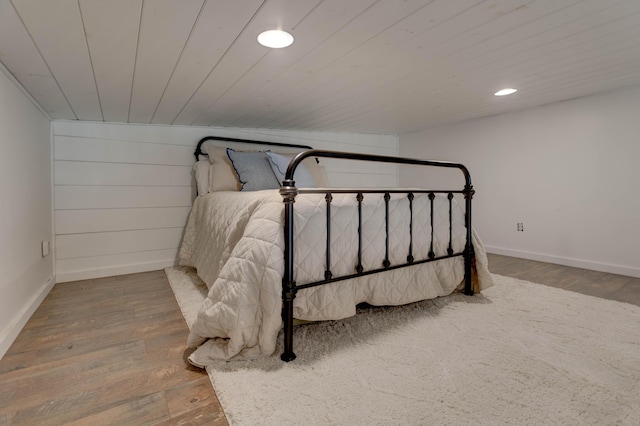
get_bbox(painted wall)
[399,87,640,278]
[0,68,53,358]
[53,121,398,282]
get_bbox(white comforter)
[179,190,493,365]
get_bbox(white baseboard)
[56,259,176,283]
[0,274,56,360]
[485,245,640,278]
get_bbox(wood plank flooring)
[488,254,640,306]
[1,255,638,425]
[0,270,226,425]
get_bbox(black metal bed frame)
[194,136,475,362]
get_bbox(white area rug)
[165,266,640,425]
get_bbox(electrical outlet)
[42,240,50,257]
[516,222,524,232]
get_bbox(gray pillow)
[265,151,317,188]
[226,149,281,191]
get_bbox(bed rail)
[279,149,475,362]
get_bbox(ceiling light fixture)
[494,88,518,96]
[257,30,294,48]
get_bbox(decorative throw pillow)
[226,149,281,191]
[265,152,317,188]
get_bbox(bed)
[179,136,493,366]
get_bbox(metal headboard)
[194,136,315,161]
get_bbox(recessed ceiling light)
[257,30,294,48]
[494,88,518,96]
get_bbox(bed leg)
[280,182,298,362]
[281,287,297,362]
[463,246,474,296]
[463,183,475,296]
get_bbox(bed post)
[463,183,475,296]
[280,181,298,362]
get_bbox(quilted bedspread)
[178,190,493,365]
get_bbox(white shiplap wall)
[53,121,398,282]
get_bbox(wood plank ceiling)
[1,0,639,135]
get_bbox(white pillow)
[193,160,210,195]
[270,152,330,187]
[303,159,329,188]
[205,144,242,191]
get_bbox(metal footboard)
[280,149,475,362]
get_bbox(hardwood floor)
[488,253,640,307]
[0,270,227,425]
[1,256,638,425]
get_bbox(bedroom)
[1,0,639,424]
